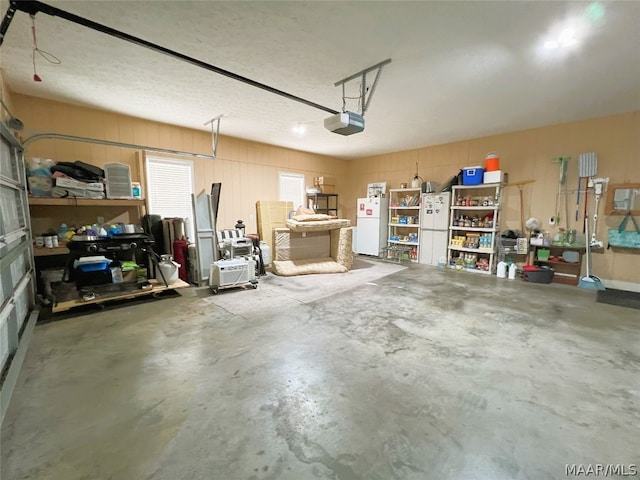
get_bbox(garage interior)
[0,1,639,479]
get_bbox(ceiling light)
[558,28,577,45]
[544,28,578,49]
[292,124,306,136]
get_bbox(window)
[279,172,305,210]
[145,155,195,240]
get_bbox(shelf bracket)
[334,58,391,116]
[203,114,223,159]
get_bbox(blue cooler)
[462,166,485,185]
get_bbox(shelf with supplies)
[451,205,499,211]
[33,244,70,257]
[28,197,145,207]
[28,196,147,245]
[387,188,422,261]
[388,239,419,246]
[307,193,338,215]
[448,246,495,254]
[447,183,503,274]
[449,226,498,233]
[532,244,585,285]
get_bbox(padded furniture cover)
[286,214,351,232]
[272,225,353,276]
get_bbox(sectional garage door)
[0,122,37,423]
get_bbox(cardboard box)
[256,200,294,253]
[315,176,337,186]
[483,170,503,184]
[319,185,335,194]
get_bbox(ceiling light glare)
[558,29,577,46]
[292,124,306,136]
[544,28,578,50]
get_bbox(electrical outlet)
[549,216,556,225]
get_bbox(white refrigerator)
[356,197,389,256]
[419,192,451,266]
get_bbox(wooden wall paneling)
[11,92,638,284]
[167,125,181,151]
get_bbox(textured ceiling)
[1,1,639,159]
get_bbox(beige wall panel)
[609,250,640,283]
[145,122,160,151]
[432,141,469,169]
[348,111,639,285]
[431,165,456,185]
[132,120,147,146]
[626,112,640,180]
[0,69,14,114]
[248,143,266,166]
[10,92,638,285]
[117,116,135,145]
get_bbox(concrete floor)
[2,258,639,480]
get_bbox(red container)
[485,152,500,172]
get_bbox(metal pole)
[23,132,217,160]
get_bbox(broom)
[578,212,605,290]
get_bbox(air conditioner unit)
[104,162,133,199]
[209,258,257,293]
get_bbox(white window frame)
[279,171,305,210]
[145,155,195,241]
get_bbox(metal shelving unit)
[387,188,421,262]
[447,183,503,274]
[307,193,338,215]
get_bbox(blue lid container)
[462,166,485,185]
[76,261,111,273]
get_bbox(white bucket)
[497,261,507,278]
[260,241,271,266]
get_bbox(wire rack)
[380,244,413,263]
[496,235,519,263]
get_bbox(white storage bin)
[483,170,504,184]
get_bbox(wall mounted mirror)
[605,183,640,215]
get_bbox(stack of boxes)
[314,176,336,194]
[256,200,294,253]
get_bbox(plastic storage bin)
[76,261,111,272]
[27,175,53,197]
[522,266,554,284]
[536,248,550,261]
[462,166,485,185]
